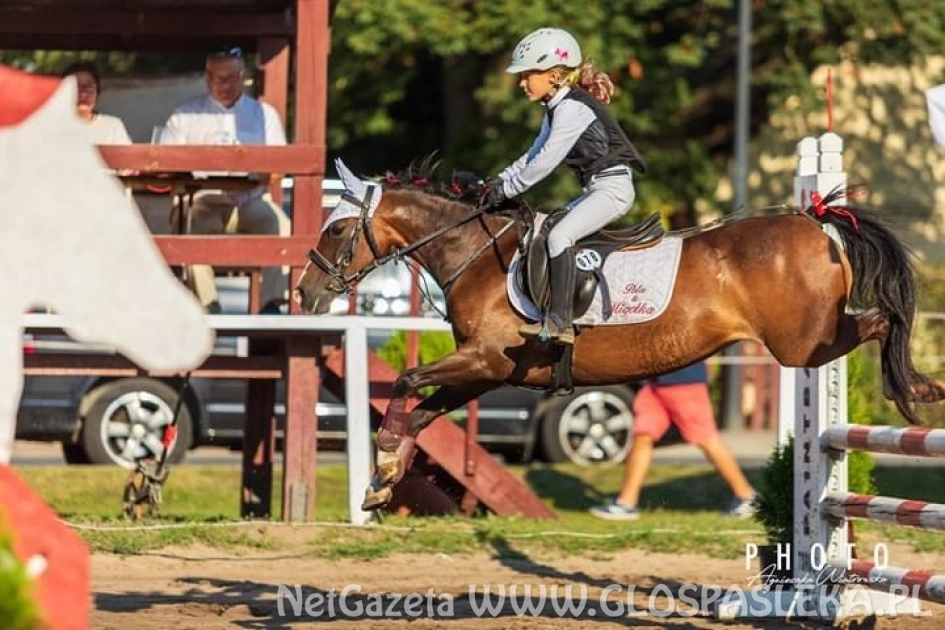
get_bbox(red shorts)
[632,382,718,445]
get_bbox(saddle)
[517,210,665,319]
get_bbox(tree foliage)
[4,1,945,224]
[327,0,945,222]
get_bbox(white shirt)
[498,86,596,197]
[162,93,286,202]
[89,113,132,145]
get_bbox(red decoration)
[809,190,858,229]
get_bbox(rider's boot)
[544,249,576,345]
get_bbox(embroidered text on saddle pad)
[507,236,684,326]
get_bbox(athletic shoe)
[589,500,640,521]
[723,495,757,518]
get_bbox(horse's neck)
[388,190,518,289]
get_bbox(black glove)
[479,177,507,210]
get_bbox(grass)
[16,460,945,561]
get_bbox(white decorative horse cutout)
[0,65,214,463]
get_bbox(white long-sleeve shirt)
[162,93,285,147]
[498,86,596,198]
[162,93,286,203]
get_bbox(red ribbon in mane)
[809,190,858,230]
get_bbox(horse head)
[295,158,511,314]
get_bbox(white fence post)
[344,323,374,526]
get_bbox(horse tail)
[810,191,935,424]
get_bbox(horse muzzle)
[293,285,336,315]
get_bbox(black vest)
[548,87,646,185]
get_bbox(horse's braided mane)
[376,154,481,203]
[375,154,531,217]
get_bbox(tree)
[327,0,945,223]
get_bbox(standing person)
[479,27,646,345]
[589,361,757,520]
[161,46,290,314]
[61,61,132,145]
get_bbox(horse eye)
[329,223,346,237]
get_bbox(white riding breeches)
[546,167,636,258]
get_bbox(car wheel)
[539,386,635,466]
[81,378,192,468]
[61,442,91,465]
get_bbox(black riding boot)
[545,249,576,345]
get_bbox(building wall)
[722,58,945,263]
[97,74,204,143]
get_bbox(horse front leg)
[362,352,500,511]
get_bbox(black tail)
[809,191,932,424]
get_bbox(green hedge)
[376,330,455,398]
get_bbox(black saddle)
[517,210,665,320]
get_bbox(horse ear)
[335,158,368,198]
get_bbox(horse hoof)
[361,485,393,511]
[376,459,402,485]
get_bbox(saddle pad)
[507,236,684,326]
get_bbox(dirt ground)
[90,532,945,630]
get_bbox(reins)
[308,189,521,315]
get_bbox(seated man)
[161,46,289,314]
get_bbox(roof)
[0,1,293,11]
[0,0,338,52]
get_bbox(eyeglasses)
[208,46,243,60]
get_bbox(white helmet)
[506,28,582,74]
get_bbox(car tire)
[61,442,91,465]
[539,385,636,466]
[81,378,192,468]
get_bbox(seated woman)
[61,60,132,145]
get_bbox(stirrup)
[546,322,575,345]
[519,320,544,338]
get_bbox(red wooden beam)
[291,0,330,236]
[282,336,321,521]
[258,37,291,206]
[0,34,261,53]
[0,10,292,38]
[152,235,315,266]
[98,145,325,175]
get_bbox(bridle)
[307,187,518,300]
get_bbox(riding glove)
[480,177,507,210]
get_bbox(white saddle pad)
[507,236,684,326]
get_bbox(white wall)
[97,74,204,143]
